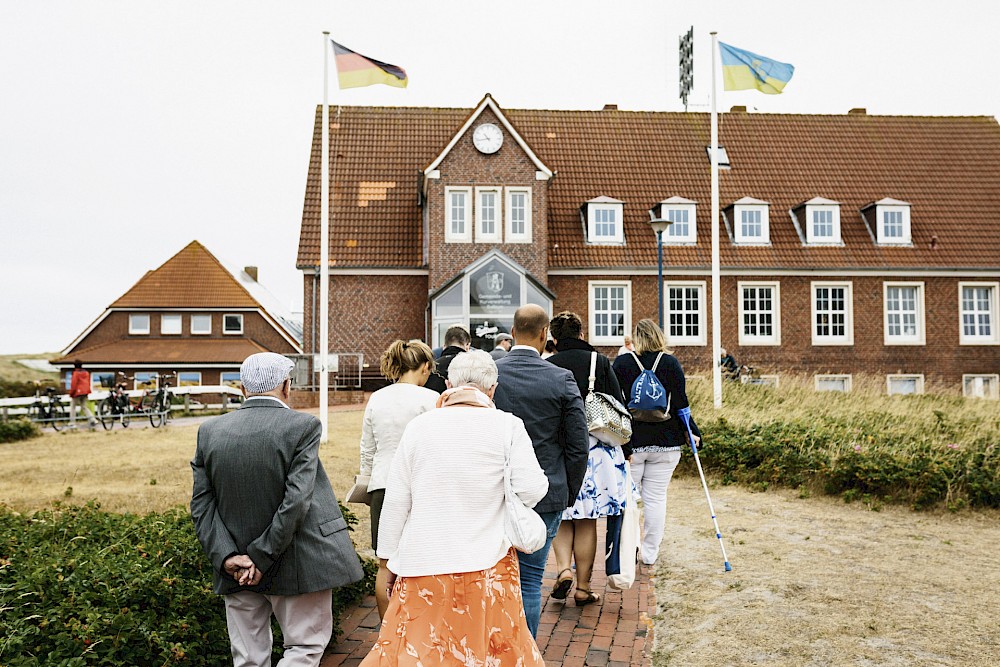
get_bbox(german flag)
[331,40,408,89]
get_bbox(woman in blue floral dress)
[546,311,630,606]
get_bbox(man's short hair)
[444,325,471,347]
[512,305,549,341]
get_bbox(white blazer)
[359,382,439,491]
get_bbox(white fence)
[0,385,244,419]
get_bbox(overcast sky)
[2,1,998,355]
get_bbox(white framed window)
[875,201,911,245]
[191,314,212,335]
[742,374,779,387]
[733,199,770,244]
[887,374,924,396]
[959,282,999,345]
[134,372,158,391]
[738,282,781,345]
[963,374,999,399]
[128,314,150,335]
[475,187,502,243]
[883,282,925,345]
[811,282,853,345]
[223,314,244,335]
[444,187,472,243]
[177,371,202,387]
[815,374,852,392]
[665,281,706,346]
[659,198,697,244]
[221,371,242,388]
[806,203,841,244]
[160,314,181,335]
[589,281,631,345]
[505,187,532,243]
[91,372,115,392]
[586,198,625,244]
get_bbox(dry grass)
[0,352,60,384]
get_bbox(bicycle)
[97,377,131,430]
[147,373,176,428]
[28,385,67,431]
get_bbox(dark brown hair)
[549,311,583,341]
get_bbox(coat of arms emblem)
[485,271,504,293]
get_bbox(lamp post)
[648,207,673,332]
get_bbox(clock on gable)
[472,123,503,154]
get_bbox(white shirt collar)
[244,395,291,409]
[510,345,541,356]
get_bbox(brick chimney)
[603,104,618,111]
[244,266,258,282]
[848,108,867,115]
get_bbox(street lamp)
[648,207,674,331]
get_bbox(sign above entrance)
[469,259,521,315]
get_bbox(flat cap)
[240,352,294,394]
[494,333,513,343]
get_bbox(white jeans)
[630,450,682,565]
[224,588,332,667]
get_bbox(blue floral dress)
[563,434,631,520]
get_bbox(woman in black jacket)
[546,311,630,606]
[612,318,701,566]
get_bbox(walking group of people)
[190,304,699,667]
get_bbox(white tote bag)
[503,417,548,554]
[608,465,641,590]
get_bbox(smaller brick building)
[53,240,302,392]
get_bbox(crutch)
[677,406,732,572]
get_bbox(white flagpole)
[319,31,330,441]
[710,32,723,409]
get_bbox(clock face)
[473,123,503,154]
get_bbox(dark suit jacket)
[494,348,589,513]
[424,345,466,394]
[191,399,364,596]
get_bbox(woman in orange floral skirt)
[360,350,549,666]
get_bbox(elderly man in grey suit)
[191,352,364,667]
[494,304,589,637]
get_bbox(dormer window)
[732,197,770,244]
[584,196,625,244]
[797,197,842,245]
[657,197,697,244]
[865,198,911,245]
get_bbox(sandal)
[551,568,574,600]
[574,588,601,606]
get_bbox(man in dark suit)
[494,304,589,637]
[424,324,471,393]
[191,353,364,667]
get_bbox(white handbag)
[608,464,641,590]
[585,352,633,448]
[502,417,548,554]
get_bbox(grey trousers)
[223,588,333,667]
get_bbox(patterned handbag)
[585,352,633,447]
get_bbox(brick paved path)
[322,524,656,667]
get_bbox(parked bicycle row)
[24,372,176,431]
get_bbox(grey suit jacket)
[494,348,589,513]
[191,399,364,596]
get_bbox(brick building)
[53,240,302,392]
[297,95,1000,397]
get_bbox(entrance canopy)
[429,250,554,350]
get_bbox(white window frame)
[505,187,532,243]
[664,281,706,346]
[963,374,999,400]
[587,202,625,244]
[738,281,781,346]
[958,282,999,345]
[660,204,697,244]
[814,374,852,392]
[223,313,244,335]
[474,187,502,243]
[160,313,181,335]
[588,280,631,346]
[128,314,150,335]
[134,372,159,391]
[876,204,911,245]
[805,204,842,244]
[177,371,203,387]
[886,374,924,396]
[734,204,770,244]
[444,186,472,243]
[221,371,242,388]
[191,314,212,335]
[810,282,854,346]
[883,282,925,345]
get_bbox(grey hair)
[447,349,498,391]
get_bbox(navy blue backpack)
[626,352,670,422]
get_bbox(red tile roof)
[52,338,269,365]
[298,105,1000,270]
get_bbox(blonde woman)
[359,339,438,618]
[611,319,701,565]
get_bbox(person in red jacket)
[69,360,95,429]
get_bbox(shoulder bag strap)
[588,352,598,395]
[628,350,645,371]
[651,351,665,372]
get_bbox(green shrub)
[0,502,375,665]
[0,418,40,443]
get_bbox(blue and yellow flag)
[719,42,794,95]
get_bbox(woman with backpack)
[612,319,701,566]
[546,311,630,606]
